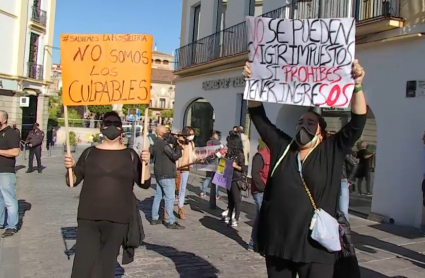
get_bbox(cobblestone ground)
[0,148,424,277]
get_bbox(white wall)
[0,1,18,75]
[263,0,290,14]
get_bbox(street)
[0,150,425,277]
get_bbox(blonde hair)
[258,138,267,150]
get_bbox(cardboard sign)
[243,17,356,108]
[60,34,153,106]
[212,159,234,190]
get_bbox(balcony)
[30,6,47,28]
[27,62,44,80]
[174,0,403,74]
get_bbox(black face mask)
[101,126,122,140]
[295,125,316,146]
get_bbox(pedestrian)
[0,111,20,238]
[339,152,359,221]
[356,141,374,196]
[238,126,251,168]
[224,131,246,227]
[247,138,270,251]
[200,130,222,198]
[11,122,20,139]
[63,111,152,278]
[243,59,367,278]
[150,125,185,229]
[25,123,44,173]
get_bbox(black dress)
[249,105,366,265]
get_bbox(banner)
[212,159,233,190]
[60,34,153,106]
[195,145,224,160]
[243,17,356,108]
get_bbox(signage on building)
[0,79,18,91]
[202,77,246,90]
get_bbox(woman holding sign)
[243,60,366,278]
[64,111,151,278]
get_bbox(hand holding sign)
[352,59,365,86]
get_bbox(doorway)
[21,95,38,141]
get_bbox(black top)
[27,129,44,147]
[249,104,366,264]
[0,126,20,173]
[150,139,182,179]
[71,147,150,224]
[251,153,265,192]
[226,150,245,180]
[357,149,373,173]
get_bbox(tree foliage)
[48,88,63,120]
[88,105,113,115]
[122,104,152,117]
[160,109,173,119]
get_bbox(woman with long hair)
[244,60,367,278]
[224,131,245,227]
[64,111,151,278]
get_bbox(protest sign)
[243,17,356,108]
[195,145,224,160]
[212,159,233,190]
[60,34,153,106]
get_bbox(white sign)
[243,17,356,108]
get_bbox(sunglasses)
[103,120,122,127]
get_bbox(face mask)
[295,125,317,146]
[187,135,194,141]
[101,126,122,140]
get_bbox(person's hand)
[140,149,150,164]
[28,144,32,147]
[232,161,238,168]
[64,154,75,169]
[243,62,251,78]
[352,59,365,85]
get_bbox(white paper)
[243,16,356,108]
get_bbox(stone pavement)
[0,151,424,277]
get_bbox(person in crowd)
[238,126,251,167]
[0,111,20,238]
[11,122,20,139]
[63,111,151,278]
[176,127,197,219]
[243,59,366,278]
[248,138,270,251]
[356,141,374,196]
[150,125,185,229]
[25,123,44,173]
[340,153,358,221]
[201,130,222,199]
[224,131,246,227]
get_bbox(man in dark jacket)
[25,123,44,173]
[200,131,222,198]
[339,153,358,221]
[149,125,184,230]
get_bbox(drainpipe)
[347,0,353,18]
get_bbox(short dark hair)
[102,111,122,126]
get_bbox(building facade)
[173,0,425,228]
[0,0,57,140]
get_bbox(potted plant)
[91,133,102,146]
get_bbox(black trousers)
[266,256,334,278]
[71,220,128,278]
[357,170,371,194]
[227,182,242,221]
[28,146,42,169]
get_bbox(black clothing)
[13,128,20,139]
[71,220,128,278]
[356,149,373,177]
[28,147,42,169]
[0,126,20,173]
[26,129,44,147]
[251,153,265,192]
[357,173,372,195]
[265,256,334,278]
[342,154,358,182]
[150,138,182,179]
[205,137,221,177]
[71,147,145,224]
[249,104,366,264]
[226,149,245,221]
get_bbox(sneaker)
[230,220,238,227]
[247,244,254,251]
[221,209,229,218]
[166,222,185,230]
[216,195,220,200]
[150,219,162,225]
[200,193,205,198]
[2,228,17,238]
[224,217,230,224]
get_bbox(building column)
[36,94,49,150]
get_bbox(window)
[163,60,169,65]
[216,0,227,32]
[160,98,166,108]
[249,0,263,16]
[192,4,201,42]
[28,32,40,63]
[154,59,161,64]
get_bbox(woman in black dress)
[64,111,151,278]
[243,60,367,278]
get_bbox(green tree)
[160,109,173,119]
[58,108,83,127]
[48,88,63,120]
[88,105,113,115]
[122,104,152,117]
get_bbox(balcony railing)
[31,6,47,27]
[27,62,44,80]
[175,0,401,72]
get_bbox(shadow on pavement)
[17,199,32,231]
[199,216,247,250]
[360,267,390,277]
[139,196,166,223]
[143,242,219,277]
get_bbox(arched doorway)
[184,98,214,147]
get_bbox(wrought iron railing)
[27,62,43,80]
[31,6,47,27]
[175,0,401,71]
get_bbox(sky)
[52,0,182,63]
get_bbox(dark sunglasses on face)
[103,120,121,127]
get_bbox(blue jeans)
[249,192,264,248]
[339,179,350,221]
[178,172,190,208]
[201,176,219,196]
[0,173,18,229]
[151,178,175,224]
